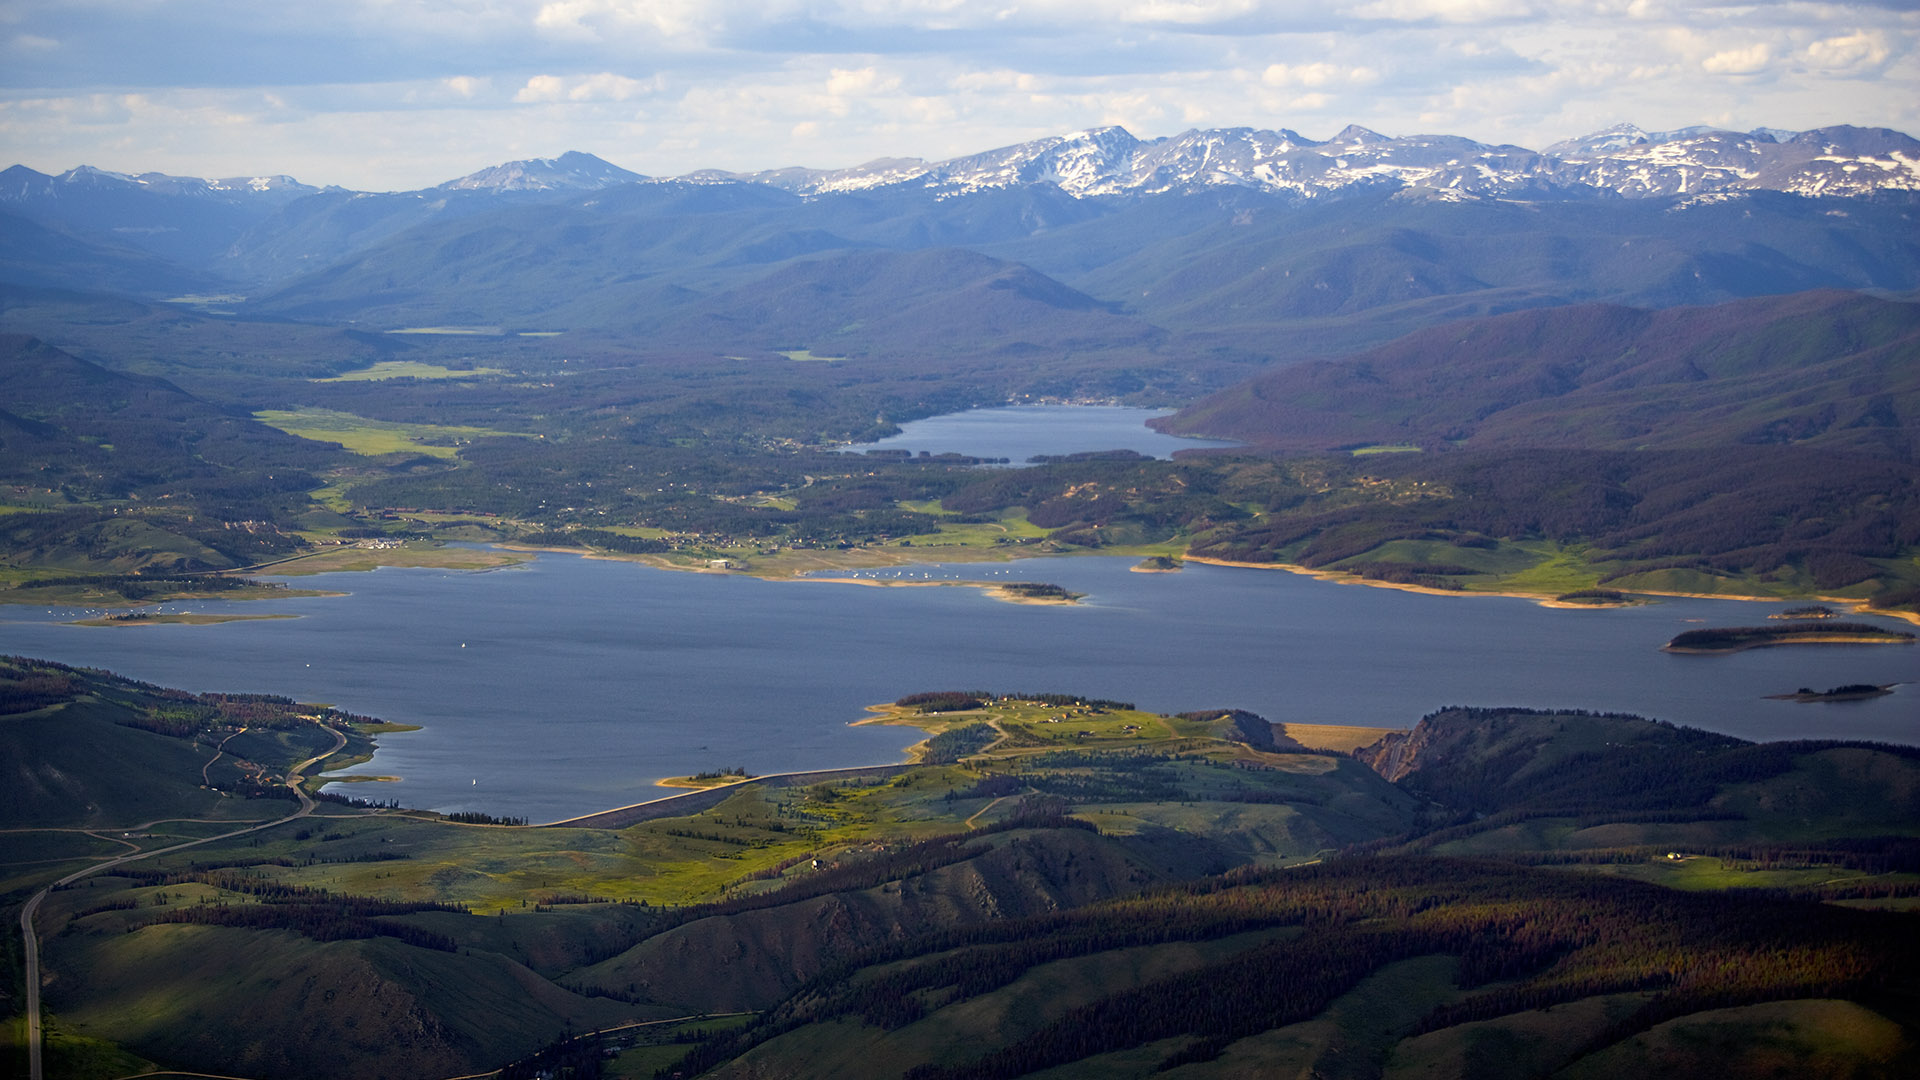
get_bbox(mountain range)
[4,121,1917,382]
[9,121,1917,210]
[3,121,1917,292]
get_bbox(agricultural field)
[252,408,531,459]
[314,360,509,382]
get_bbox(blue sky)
[2,1,1915,190]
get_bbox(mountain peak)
[1544,124,1649,157]
[438,151,645,193]
[1329,124,1388,145]
[1062,126,1136,145]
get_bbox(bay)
[1,553,1914,824]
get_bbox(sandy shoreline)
[290,539,1917,627]
[795,576,1081,605]
[71,613,300,627]
[1179,555,1918,624]
[1663,634,1916,655]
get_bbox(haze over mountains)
[3,121,1917,383]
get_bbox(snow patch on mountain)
[699,122,1920,203]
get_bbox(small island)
[1767,683,1896,703]
[1132,555,1183,573]
[1550,588,1635,607]
[1664,621,1916,654]
[658,766,756,789]
[1770,604,1840,620]
[73,612,300,628]
[987,582,1083,604]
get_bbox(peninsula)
[1663,622,1917,654]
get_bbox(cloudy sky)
[2,1,1915,190]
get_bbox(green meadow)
[315,360,508,382]
[253,407,530,459]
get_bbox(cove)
[0,553,1914,824]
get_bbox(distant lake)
[850,405,1241,463]
[2,554,1914,823]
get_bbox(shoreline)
[1765,684,1897,703]
[789,576,1082,605]
[69,612,300,628]
[655,774,756,790]
[850,702,962,764]
[1179,555,1919,625]
[1663,634,1916,655]
[215,539,1920,630]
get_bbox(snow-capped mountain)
[0,163,321,203]
[688,122,1920,202]
[7,122,1916,213]
[437,151,644,192]
[4,122,1915,289]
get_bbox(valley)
[4,117,1920,1078]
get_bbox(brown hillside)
[1159,290,1920,460]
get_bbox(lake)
[1,553,1913,823]
[850,405,1241,463]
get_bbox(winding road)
[19,722,346,1080]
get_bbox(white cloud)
[1,0,1915,189]
[515,74,568,102]
[1349,0,1542,23]
[530,0,739,43]
[1122,1,1263,25]
[826,66,900,97]
[514,72,656,103]
[1701,42,1773,75]
[1261,62,1378,87]
[1806,30,1890,73]
[569,72,657,100]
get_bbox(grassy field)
[386,325,505,335]
[260,542,527,575]
[252,407,530,459]
[315,360,508,382]
[1557,999,1910,1080]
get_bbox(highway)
[19,723,345,1080]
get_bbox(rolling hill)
[1158,290,1920,460]
[8,661,1918,1079]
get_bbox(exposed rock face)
[1353,725,1423,784]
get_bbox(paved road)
[19,723,345,1080]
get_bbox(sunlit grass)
[254,408,529,459]
[316,361,507,382]
[386,325,504,335]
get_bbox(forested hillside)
[1159,290,1920,458]
[6,663,1917,1078]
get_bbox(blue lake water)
[1,554,1914,823]
[850,405,1241,463]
